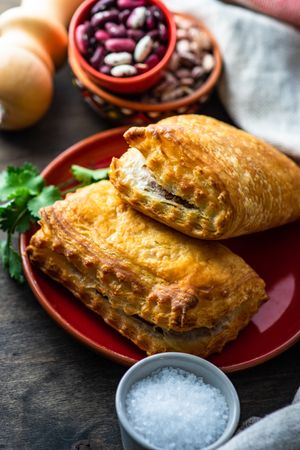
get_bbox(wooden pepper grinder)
[0,0,83,130]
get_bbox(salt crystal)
[125,367,229,450]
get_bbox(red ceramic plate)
[20,127,300,371]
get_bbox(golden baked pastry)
[110,114,300,239]
[27,180,267,357]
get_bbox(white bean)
[104,51,132,65]
[127,6,146,28]
[111,64,137,76]
[134,35,153,62]
[202,53,215,72]
[176,39,190,56]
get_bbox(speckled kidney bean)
[176,39,190,55]
[168,52,180,71]
[180,77,194,86]
[202,53,215,72]
[176,68,190,78]
[191,66,205,78]
[140,14,215,104]
[76,0,169,78]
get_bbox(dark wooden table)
[1,2,300,449]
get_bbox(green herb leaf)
[0,240,9,268]
[0,197,27,232]
[0,163,44,201]
[0,240,24,282]
[7,247,24,283]
[0,162,109,283]
[28,185,62,219]
[71,165,109,185]
[15,210,33,233]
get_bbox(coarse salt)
[125,367,229,450]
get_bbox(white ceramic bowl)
[115,352,240,450]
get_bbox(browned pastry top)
[116,114,300,238]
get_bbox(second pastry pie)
[27,181,267,357]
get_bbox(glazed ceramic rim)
[69,0,177,91]
[68,11,222,111]
[115,352,240,450]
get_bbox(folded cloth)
[218,387,300,449]
[230,0,300,28]
[164,0,300,158]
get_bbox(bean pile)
[141,15,215,104]
[75,0,168,77]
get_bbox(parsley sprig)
[0,163,109,283]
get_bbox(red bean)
[147,29,159,40]
[91,0,116,14]
[105,38,136,52]
[150,6,164,22]
[117,0,146,9]
[144,54,159,69]
[105,23,127,38]
[154,45,166,59]
[146,15,156,31]
[75,24,89,54]
[95,30,110,42]
[91,9,119,27]
[135,62,148,74]
[127,29,145,41]
[90,46,106,68]
[119,9,131,24]
[158,23,168,42]
[99,65,111,75]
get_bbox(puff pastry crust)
[110,114,300,239]
[27,181,266,357]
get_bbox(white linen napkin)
[164,0,300,158]
[218,387,300,450]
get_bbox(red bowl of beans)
[69,0,177,94]
[69,12,222,124]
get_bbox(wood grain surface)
[0,2,300,450]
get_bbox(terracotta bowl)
[68,12,222,125]
[68,0,177,94]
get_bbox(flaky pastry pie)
[27,181,267,357]
[110,115,300,239]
